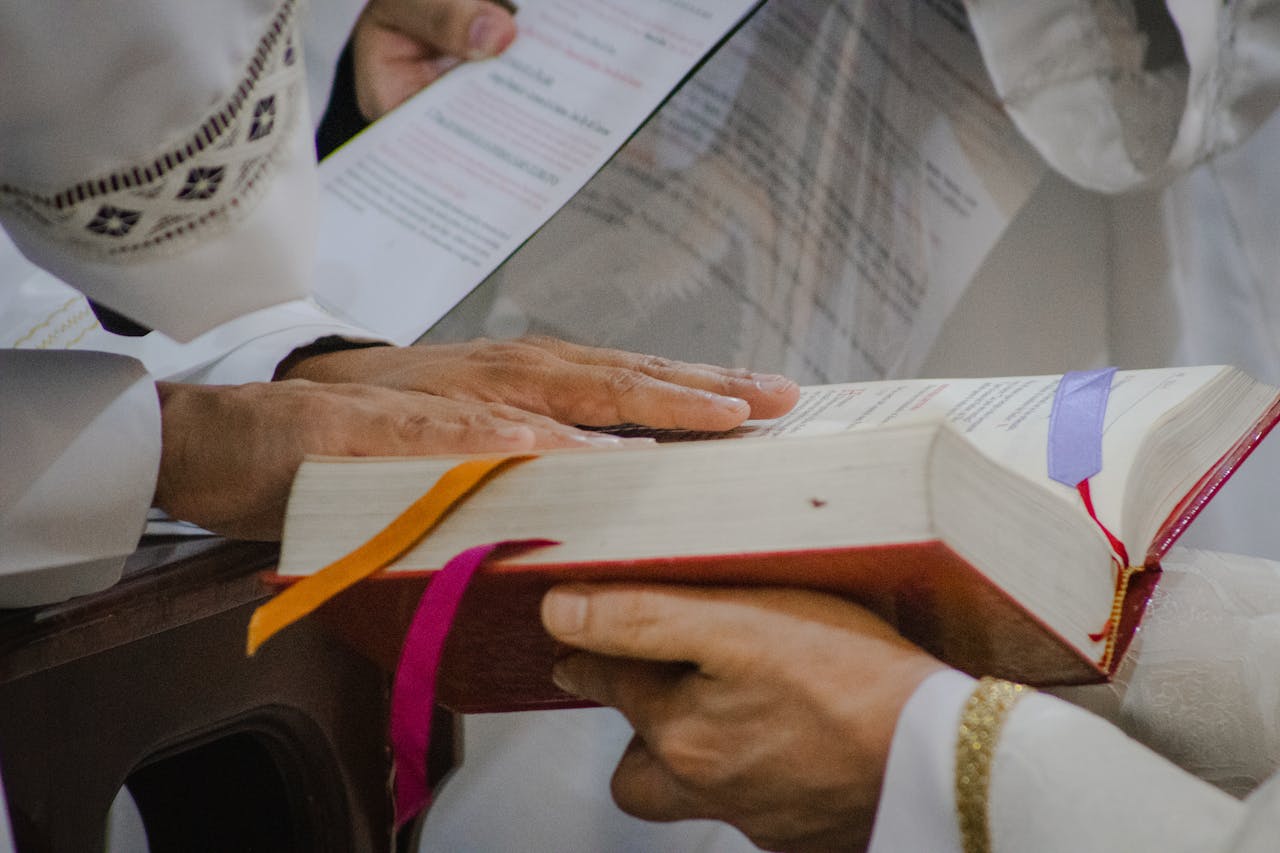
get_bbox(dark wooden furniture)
[0,538,397,852]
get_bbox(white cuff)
[165,297,385,385]
[867,668,975,853]
[0,350,159,605]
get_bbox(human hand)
[152,378,642,540]
[351,0,517,120]
[277,336,801,432]
[540,584,946,853]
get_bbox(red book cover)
[290,541,1107,713]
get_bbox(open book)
[276,366,1280,712]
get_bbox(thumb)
[541,583,772,671]
[374,0,517,61]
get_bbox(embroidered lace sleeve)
[1053,546,1280,797]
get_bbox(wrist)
[273,335,391,381]
[152,381,192,514]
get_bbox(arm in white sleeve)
[869,667,1268,853]
[964,0,1280,191]
[867,669,974,853]
[0,350,159,606]
[1,235,384,386]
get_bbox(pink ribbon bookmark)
[390,538,558,829]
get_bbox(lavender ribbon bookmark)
[1047,367,1117,488]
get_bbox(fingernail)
[430,55,462,76]
[542,589,587,636]
[753,374,797,393]
[496,424,534,443]
[716,394,750,413]
[551,660,580,694]
[468,14,507,59]
[575,433,626,448]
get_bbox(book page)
[432,0,1045,383]
[312,0,761,344]
[727,367,1232,545]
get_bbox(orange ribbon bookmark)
[246,454,535,656]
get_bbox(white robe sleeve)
[964,0,1280,191]
[0,350,159,606]
[868,667,1280,853]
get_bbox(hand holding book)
[541,582,946,853]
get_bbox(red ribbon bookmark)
[390,538,557,829]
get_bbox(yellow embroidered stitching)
[955,677,1029,853]
[1099,564,1146,672]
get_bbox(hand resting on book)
[277,335,801,431]
[158,338,797,540]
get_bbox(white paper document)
[432,0,1046,383]
[313,0,762,344]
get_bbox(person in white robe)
[412,2,1280,851]
[540,547,1280,853]
[0,0,798,607]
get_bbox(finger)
[552,651,691,711]
[520,336,800,424]
[372,0,517,62]
[479,402,656,450]
[352,23,461,119]
[541,583,779,668]
[542,583,915,673]
[610,735,703,823]
[339,387,653,453]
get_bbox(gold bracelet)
[955,677,1030,853]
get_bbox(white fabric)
[0,769,13,853]
[966,0,1280,193]
[0,232,373,383]
[304,0,367,126]
[866,669,973,853]
[0,2,362,848]
[1053,548,1280,797]
[417,708,755,852]
[873,669,1253,853]
[0,350,159,605]
[872,545,1280,852]
[0,0,319,342]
